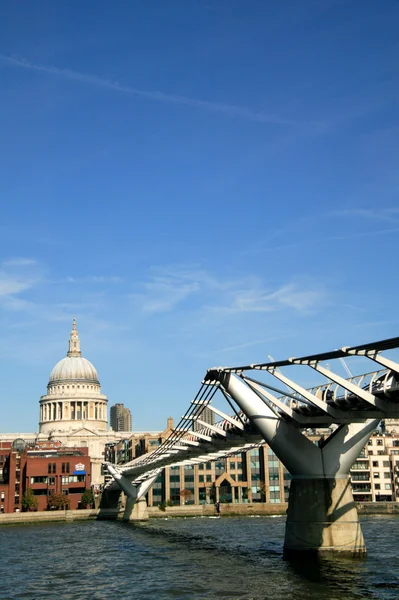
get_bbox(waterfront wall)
[0,502,398,525]
[356,502,399,515]
[0,507,118,525]
[148,502,288,518]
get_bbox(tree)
[21,488,38,512]
[81,488,94,508]
[259,482,267,501]
[47,492,70,510]
[179,488,192,505]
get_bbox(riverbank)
[0,501,398,525]
[0,507,118,525]
[148,502,288,518]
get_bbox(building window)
[48,463,52,474]
[383,461,390,468]
[375,484,381,490]
[199,475,204,483]
[52,463,56,474]
[384,473,391,479]
[385,484,391,490]
[372,461,378,467]
[373,473,379,478]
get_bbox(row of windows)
[47,462,71,474]
[368,439,399,447]
[50,385,97,390]
[373,473,391,479]
[61,475,86,483]
[30,474,86,485]
[198,462,244,470]
[30,476,56,484]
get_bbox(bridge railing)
[277,368,393,411]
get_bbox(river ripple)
[0,514,398,600]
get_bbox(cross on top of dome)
[67,317,82,357]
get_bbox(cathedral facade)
[39,319,108,434]
[0,320,132,485]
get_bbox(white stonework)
[39,319,108,434]
[0,319,158,485]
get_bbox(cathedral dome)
[47,318,100,386]
[49,356,99,384]
[39,318,108,436]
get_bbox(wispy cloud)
[329,208,399,223]
[0,275,34,297]
[131,266,326,315]
[3,257,39,267]
[1,54,295,126]
[66,275,123,284]
[212,283,325,314]
[132,271,201,313]
[203,335,292,355]
[0,257,41,299]
[245,210,399,255]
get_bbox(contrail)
[1,54,293,125]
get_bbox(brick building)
[0,440,91,513]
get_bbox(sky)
[0,0,398,433]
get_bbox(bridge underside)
[106,336,399,555]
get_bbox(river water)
[1,515,398,600]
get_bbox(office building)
[110,404,132,432]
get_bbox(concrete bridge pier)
[284,476,364,556]
[106,464,157,521]
[123,495,149,521]
[208,370,380,555]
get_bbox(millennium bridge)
[105,336,399,555]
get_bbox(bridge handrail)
[276,368,392,411]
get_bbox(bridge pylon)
[206,370,379,555]
[106,464,158,521]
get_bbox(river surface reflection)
[1,514,398,599]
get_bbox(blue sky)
[0,0,398,433]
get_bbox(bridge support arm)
[106,464,159,521]
[207,371,322,476]
[208,371,379,555]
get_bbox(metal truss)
[105,336,399,489]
